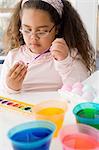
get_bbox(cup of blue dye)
[8,120,56,150]
[73,102,99,129]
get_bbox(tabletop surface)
[0,90,79,150]
[0,70,99,150]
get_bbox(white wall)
[69,0,76,7]
[75,0,98,51]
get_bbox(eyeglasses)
[20,24,55,39]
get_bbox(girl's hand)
[6,61,28,91]
[50,38,69,61]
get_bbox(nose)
[30,33,39,40]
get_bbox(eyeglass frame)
[19,24,56,39]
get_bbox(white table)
[0,88,83,150]
[0,71,99,150]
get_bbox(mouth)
[29,43,41,53]
[29,44,41,51]
[30,43,40,46]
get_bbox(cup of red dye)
[59,124,99,150]
[8,120,56,150]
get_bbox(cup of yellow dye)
[59,124,99,150]
[33,100,67,137]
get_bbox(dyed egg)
[72,82,83,89]
[61,84,72,92]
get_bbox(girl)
[1,0,95,93]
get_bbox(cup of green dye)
[73,102,99,129]
[8,120,56,150]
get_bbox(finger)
[16,68,27,81]
[11,65,28,79]
[50,44,67,54]
[51,50,62,56]
[18,61,25,65]
[52,38,66,45]
[51,41,68,50]
[51,51,63,60]
[8,63,19,77]
[52,42,66,47]
[52,43,68,52]
[51,43,66,49]
[51,46,68,60]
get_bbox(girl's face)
[21,8,57,54]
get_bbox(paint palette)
[0,96,35,117]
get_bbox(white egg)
[72,82,83,89]
[82,91,95,101]
[72,87,82,95]
[82,84,94,92]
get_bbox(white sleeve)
[0,51,21,94]
[54,53,89,85]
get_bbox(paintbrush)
[34,48,50,59]
[27,48,50,65]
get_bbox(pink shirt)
[0,45,89,93]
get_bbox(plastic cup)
[73,102,99,129]
[33,100,67,137]
[59,124,99,150]
[8,120,56,150]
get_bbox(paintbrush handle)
[27,49,50,65]
[34,49,50,60]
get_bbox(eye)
[36,31,48,37]
[37,28,49,32]
[38,31,47,34]
[23,28,32,33]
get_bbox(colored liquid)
[0,98,32,113]
[0,98,3,102]
[77,108,99,129]
[36,107,65,137]
[7,102,14,105]
[62,133,98,149]
[13,104,21,107]
[11,127,52,150]
[1,100,8,104]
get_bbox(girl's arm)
[0,50,25,93]
[50,38,89,85]
[54,51,89,85]
[0,52,17,93]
